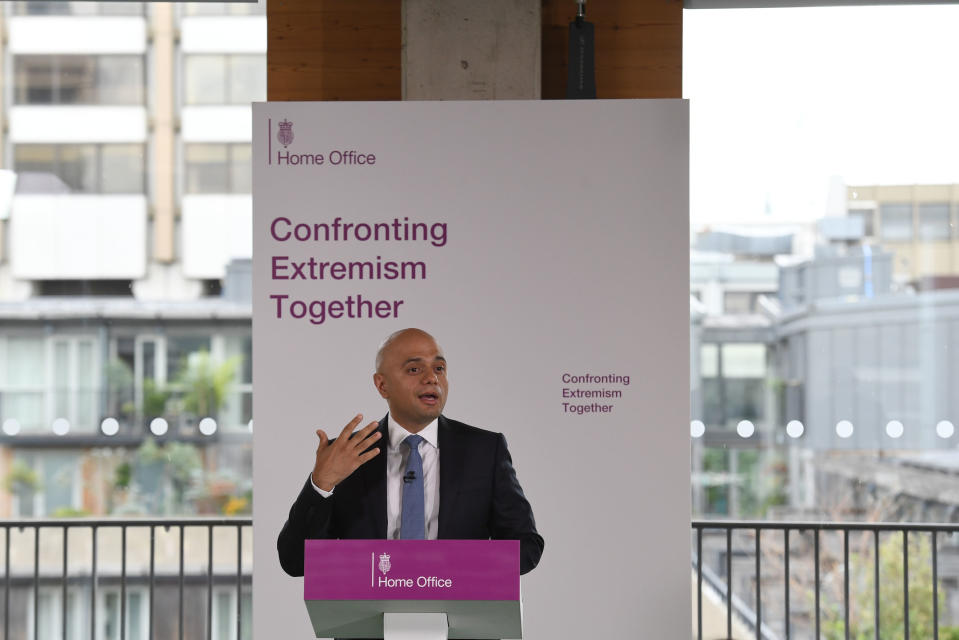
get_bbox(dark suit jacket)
[277,414,544,576]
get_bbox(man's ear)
[373,372,389,398]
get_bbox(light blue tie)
[401,434,426,539]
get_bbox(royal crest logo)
[277,119,294,148]
[378,552,391,574]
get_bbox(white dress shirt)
[386,415,439,539]
[310,414,440,540]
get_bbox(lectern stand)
[303,539,522,639]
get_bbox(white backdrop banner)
[253,100,690,639]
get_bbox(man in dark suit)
[277,328,544,578]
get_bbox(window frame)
[182,54,265,106]
[14,143,146,194]
[13,54,146,106]
[183,143,252,195]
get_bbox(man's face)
[374,330,448,431]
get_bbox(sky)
[684,5,959,228]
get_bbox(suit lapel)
[358,415,389,538]
[437,415,464,538]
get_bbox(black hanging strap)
[566,0,596,99]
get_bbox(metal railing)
[11,516,952,639]
[692,520,959,640]
[1,518,252,640]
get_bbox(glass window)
[36,590,57,640]
[700,344,720,425]
[185,144,252,194]
[879,203,914,241]
[128,592,144,640]
[918,202,951,241]
[185,144,229,193]
[50,337,99,432]
[701,448,729,515]
[103,593,120,639]
[701,378,722,426]
[15,56,56,104]
[212,589,251,640]
[57,56,98,104]
[184,55,265,105]
[14,55,144,105]
[101,590,147,640]
[241,592,252,640]
[722,344,765,378]
[101,145,146,194]
[183,2,264,16]
[11,2,144,16]
[848,208,875,237]
[13,145,68,193]
[184,55,227,105]
[228,56,266,105]
[98,56,147,104]
[230,144,252,194]
[216,592,231,640]
[58,144,99,193]
[54,341,70,419]
[7,338,46,387]
[42,452,79,515]
[9,454,38,517]
[724,291,753,314]
[723,379,764,422]
[166,336,212,383]
[3,337,46,431]
[700,343,718,378]
[14,144,145,194]
[698,343,766,428]
[30,587,87,640]
[222,334,252,430]
[721,344,766,425]
[12,452,79,516]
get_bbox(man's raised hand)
[311,414,382,491]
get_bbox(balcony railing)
[9,517,951,639]
[692,520,959,640]
[1,518,251,640]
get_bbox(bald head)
[373,328,448,431]
[375,328,440,372]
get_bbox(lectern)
[304,539,522,639]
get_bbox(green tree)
[821,533,959,640]
[4,459,40,494]
[174,351,240,418]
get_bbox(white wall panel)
[181,17,266,53]
[10,195,147,279]
[181,195,253,278]
[10,107,147,143]
[181,106,252,142]
[8,17,147,54]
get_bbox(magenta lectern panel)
[304,540,519,601]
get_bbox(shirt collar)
[388,414,439,451]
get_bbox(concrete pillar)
[402,0,540,100]
[0,9,6,264]
[150,4,176,263]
